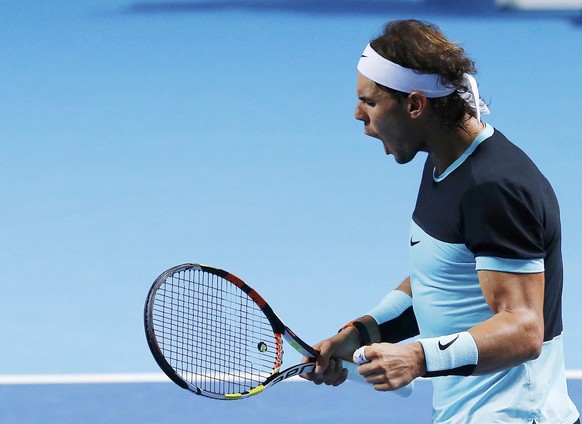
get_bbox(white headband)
[357,43,490,121]
[459,73,490,122]
[357,44,455,98]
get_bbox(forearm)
[469,308,543,374]
[418,310,543,378]
[340,276,418,348]
[418,271,545,378]
[368,277,419,343]
[340,314,382,346]
[469,270,545,375]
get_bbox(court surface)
[1,378,582,423]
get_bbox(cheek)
[374,116,398,140]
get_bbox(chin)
[392,151,418,165]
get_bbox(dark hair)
[370,20,478,131]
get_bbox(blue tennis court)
[1,0,582,421]
[1,379,582,423]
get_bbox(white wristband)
[367,290,412,325]
[418,331,478,377]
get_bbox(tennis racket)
[144,263,413,400]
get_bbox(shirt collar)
[433,123,494,182]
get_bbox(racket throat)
[283,328,318,358]
[265,362,316,387]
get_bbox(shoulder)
[465,129,556,207]
[471,129,544,183]
[460,129,560,259]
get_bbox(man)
[303,20,579,423]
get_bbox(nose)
[354,102,367,122]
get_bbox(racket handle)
[341,360,414,398]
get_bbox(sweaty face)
[354,72,424,164]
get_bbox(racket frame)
[144,263,320,400]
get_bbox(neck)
[428,117,485,176]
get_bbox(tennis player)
[303,20,580,423]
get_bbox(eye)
[359,98,375,107]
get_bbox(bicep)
[478,270,544,316]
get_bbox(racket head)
[144,263,284,400]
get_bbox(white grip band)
[353,346,368,365]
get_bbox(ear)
[407,92,428,118]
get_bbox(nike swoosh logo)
[410,237,420,247]
[438,335,460,351]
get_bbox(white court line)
[0,373,171,385]
[567,370,582,379]
[0,373,293,385]
[1,371,582,385]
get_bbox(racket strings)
[151,268,280,395]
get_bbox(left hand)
[356,341,426,391]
